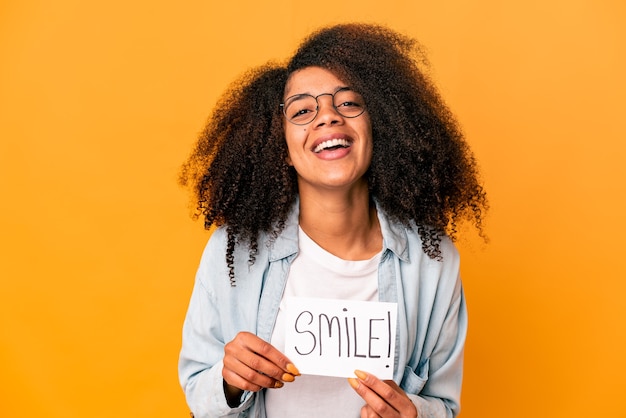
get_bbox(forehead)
[284,66,348,97]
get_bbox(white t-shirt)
[265,227,381,418]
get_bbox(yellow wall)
[1,1,624,417]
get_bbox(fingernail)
[282,373,295,382]
[347,377,359,389]
[286,363,300,376]
[354,370,367,380]
[274,381,284,388]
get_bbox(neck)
[298,182,382,260]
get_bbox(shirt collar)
[268,197,409,263]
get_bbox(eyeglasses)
[280,87,366,125]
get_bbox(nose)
[314,94,343,127]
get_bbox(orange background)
[1,1,625,417]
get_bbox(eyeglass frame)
[279,87,367,126]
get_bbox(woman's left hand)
[348,370,418,418]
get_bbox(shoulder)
[199,225,272,262]
[198,226,228,265]
[401,225,459,264]
[375,202,459,268]
[194,227,229,290]
[196,225,275,290]
[400,227,461,292]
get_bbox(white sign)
[284,297,397,379]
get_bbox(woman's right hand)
[222,331,300,405]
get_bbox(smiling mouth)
[313,138,351,153]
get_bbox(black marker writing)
[292,308,393,359]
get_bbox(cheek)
[283,129,299,167]
[284,125,309,151]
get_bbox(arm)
[414,275,466,417]
[178,230,258,417]
[406,253,467,418]
[348,282,466,418]
[349,238,467,417]
[178,233,299,418]
[178,273,253,418]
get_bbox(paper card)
[284,297,397,379]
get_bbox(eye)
[289,105,316,123]
[334,89,366,117]
[285,95,317,122]
[336,100,362,108]
[334,90,365,109]
[291,106,314,118]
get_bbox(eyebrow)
[282,86,352,103]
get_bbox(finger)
[223,356,282,391]
[349,371,416,418]
[360,404,382,418]
[226,332,299,380]
[223,332,299,389]
[349,377,399,417]
[236,332,300,376]
[222,364,283,392]
[354,370,404,400]
[225,345,295,383]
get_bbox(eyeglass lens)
[282,88,365,125]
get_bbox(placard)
[284,297,397,379]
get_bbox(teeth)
[314,138,350,153]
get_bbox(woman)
[178,23,487,418]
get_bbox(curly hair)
[180,23,487,284]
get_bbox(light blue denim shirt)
[179,201,467,418]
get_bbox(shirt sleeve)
[178,235,255,418]
[402,239,467,418]
[408,394,448,417]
